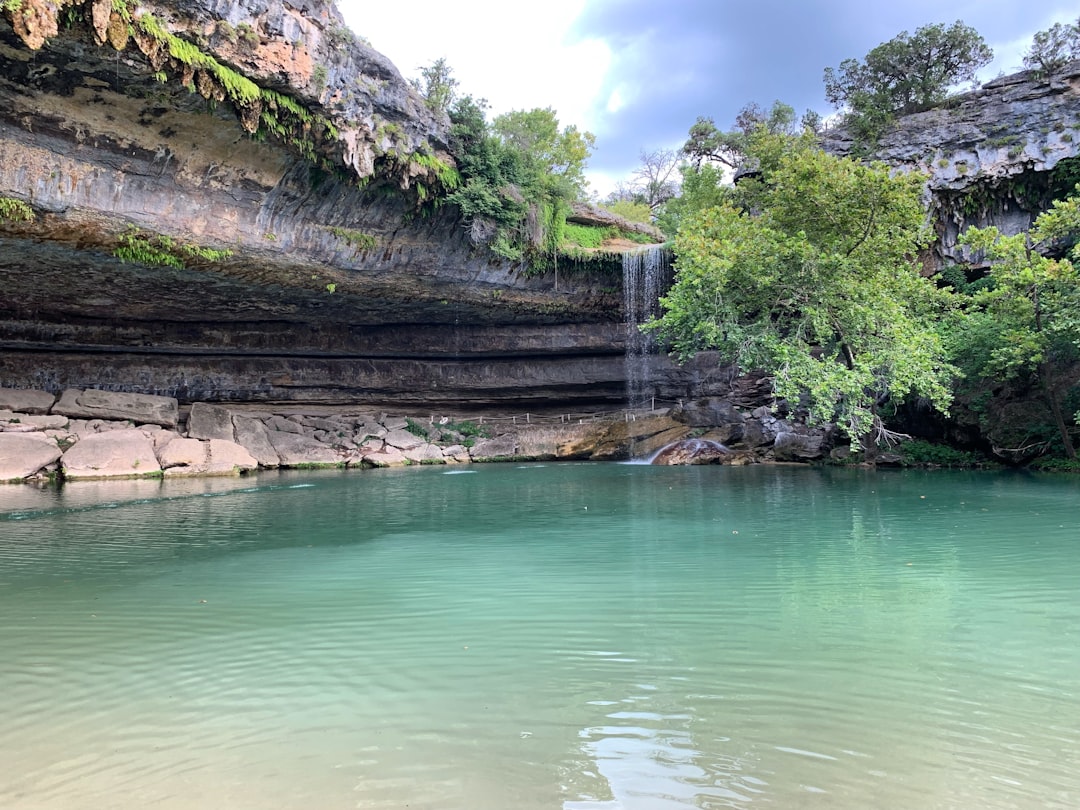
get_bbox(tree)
[954,192,1080,458]
[683,100,799,170]
[1023,17,1080,76]
[410,57,458,115]
[631,148,681,212]
[647,133,956,446]
[492,107,595,197]
[824,21,992,141]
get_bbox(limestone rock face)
[158,437,257,476]
[823,61,1080,267]
[53,389,179,428]
[0,433,62,481]
[60,430,163,480]
[0,3,732,411]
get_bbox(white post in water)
[623,246,670,413]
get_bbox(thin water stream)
[1,464,1078,809]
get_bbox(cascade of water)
[623,246,670,411]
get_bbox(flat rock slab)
[383,428,426,451]
[159,437,257,476]
[186,403,236,441]
[0,388,56,415]
[267,431,342,467]
[54,389,179,428]
[61,430,162,480]
[0,411,70,431]
[0,433,62,481]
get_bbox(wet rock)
[53,389,179,428]
[0,433,63,481]
[650,438,732,466]
[60,430,162,480]
[773,432,825,462]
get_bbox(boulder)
[158,438,207,470]
[359,445,407,467]
[233,416,280,467]
[266,415,307,435]
[650,438,732,466]
[0,433,63,481]
[60,430,162,480]
[266,430,342,467]
[0,410,69,431]
[186,403,236,441]
[470,435,519,461]
[53,388,179,428]
[383,428,426,451]
[404,443,445,463]
[671,398,746,428]
[207,440,258,474]
[0,388,56,414]
[773,431,825,461]
[159,438,257,476]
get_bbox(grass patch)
[114,227,232,269]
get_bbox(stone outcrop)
[0,382,853,482]
[0,1,693,410]
[823,61,1080,267]
[53,388,179,428]
[0,433,63,481]
[60,431,163,480]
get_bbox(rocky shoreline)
[0,386,848,484]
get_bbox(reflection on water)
[0,465,1078,809]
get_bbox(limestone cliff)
[823,61,1080,268]
[0,0,687,408]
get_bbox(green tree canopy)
[1023,17,1080,75]
[410,57,458,115]
[824,21,992,142]
[952,191,1080,457]
[648,133,956,445]
[492,107,595,197]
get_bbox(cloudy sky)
[338,1,1078,196]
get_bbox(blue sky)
[338,1,1077,196]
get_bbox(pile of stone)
[0,387,542,484]
[0,387,845,485]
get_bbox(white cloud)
[337,0,611,132]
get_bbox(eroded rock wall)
[0,2,691,408]
[823,61,1080,268]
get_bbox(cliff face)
[823,62,1080,267]
[0,0,697,408]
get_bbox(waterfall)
[623,246,670,411]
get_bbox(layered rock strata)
[823,61,1080,267]
[0,1,678,409]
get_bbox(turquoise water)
[1,464,1078,809]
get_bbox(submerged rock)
[650,438,732,466]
